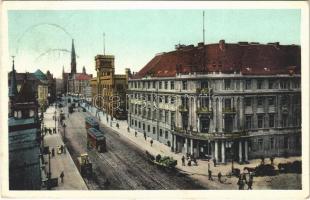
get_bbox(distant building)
[55,78,64,97]
[8,69,49,112]
[62,40,93,97]
[46,70,56,103]
[128,40,301,162]
[8,59,42,190]
[91,55,130,119]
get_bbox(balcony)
[196,107,212,114]
[222,107,236,114]
[178,105,188,112]
[196,88,209,94]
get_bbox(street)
[61,102,205,190]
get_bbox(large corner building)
[128,40,301,163]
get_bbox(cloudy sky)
[8,9,300,78]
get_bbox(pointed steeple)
[71,39,77,74]
[82,66,86,74]
[9,56,18,99]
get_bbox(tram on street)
[87,128,106,152]
[85,116,99,130]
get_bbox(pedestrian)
[127,126,130,133]
[193,157,198,166]
[247,175,253,190]
[144,132,147,140]
[208,169,213,180]
[187,159,191,166]
[261,156,265,165]
[116,123,119,128]
[51,148,55,157]
[60,145,64,154]
[60,171,64,183]
[181,155,185,166]
[135,131,137,137]
[242,173,247,184]
[213,158,217,167]
[150,139,153,147]
[270,156,274,166]
[218,172,222,183]
[237,176,244,190]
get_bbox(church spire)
[71,39,77,74]
[82,66,86,74]
[9,56,18,99]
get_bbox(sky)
[8,9,301,78]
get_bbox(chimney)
[219,40,226,51]
[125,68,131,80]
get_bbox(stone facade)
[128,41,301,163]
[91,54,130,120]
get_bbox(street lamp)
[41,121,45,149]
[54,110,57,133]
[63,123,66,142]
[47,149,52,190]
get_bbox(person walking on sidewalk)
[218,172,222,183]
[127,126,130,133]
[135,131,137,137]
[181,156,185,166]
[213,158,217,167]
[60,171,64,183]
[143,132,147,140]
[51,148,55,157]
[208,169,213,181]
[150,139,153,147]
[237,175,245,190]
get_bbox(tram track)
[63,104,205,190]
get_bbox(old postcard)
[1,1,309,199]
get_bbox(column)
[239,140,243,163]
[244,140,248,161]
[196,140,200,157]
[221,140,225,163]
[185,138,188,154]
[190,139,194,155]
[197,117,200,132]
[218,97,223,132]
[173,134,177,152]
[214,141,218,161]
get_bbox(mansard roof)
[132,41,301,79]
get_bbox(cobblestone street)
[61,100,205,190]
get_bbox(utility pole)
[203,11,205,44]
[103,32,105,55]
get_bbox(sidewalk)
[81,102,301,189]
[42,106,88,190]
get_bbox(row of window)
[244,96,300,107]
[250,135,300,152]
[129,78,300,91]
[224,78,300,90]
[131,119,169,139]
[244,113,300,129]
[130,106,176,124]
